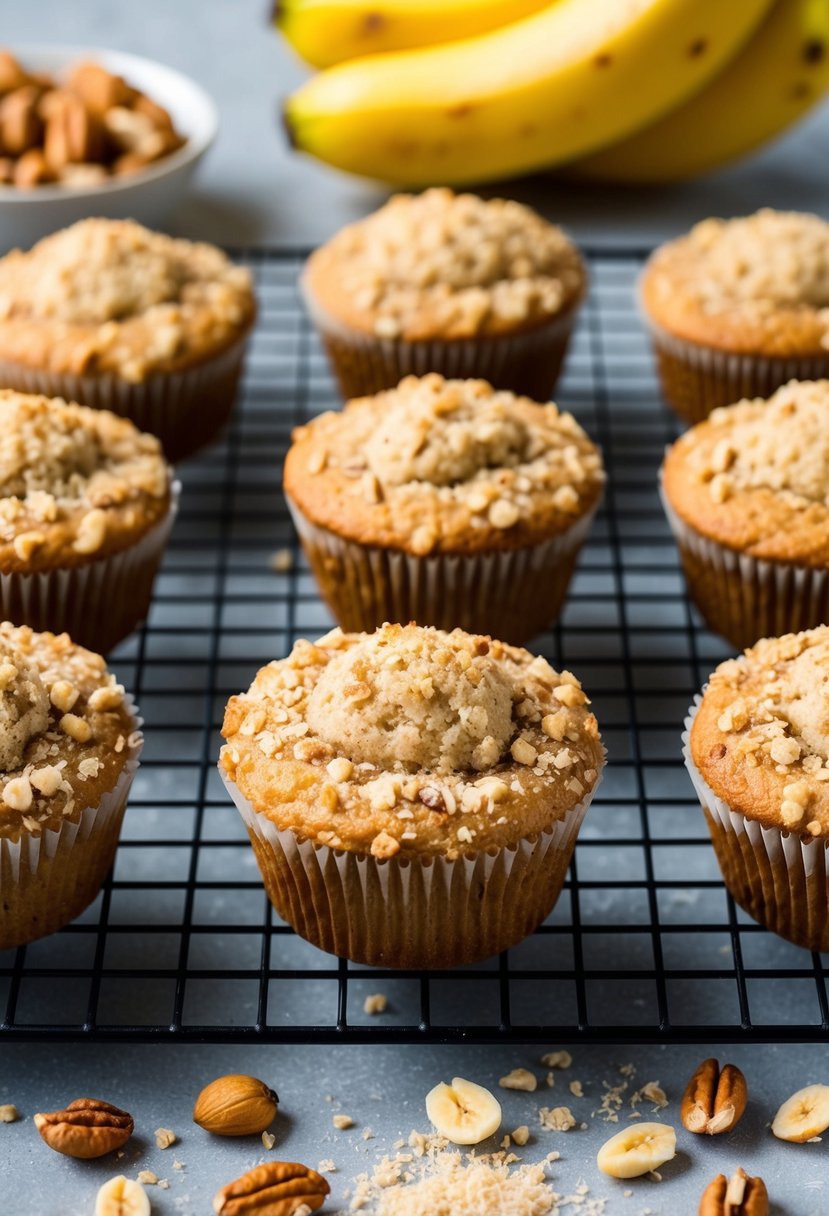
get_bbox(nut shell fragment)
[34,1098,134,1158]
[213,1161,329,1216]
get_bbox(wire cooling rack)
[2,247,827,1045]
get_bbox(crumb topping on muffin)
[221,623,604,859]
[691,627,829,836]
[641,210,829,356]
[304,189,585,340]
[0,219,255,380]
[0,391,170,570]
[0,621,139,840]
[285,375,604,555]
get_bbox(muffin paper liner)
[288,498,597,644]
[661,481,829,652]
[220,763,602,969]
[301,282,580,403]
[645,317,829,426]
[0,331,251,462]
[0,481,180,656]
[0,696,142,950]
[683,697,829,953]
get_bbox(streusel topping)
[306,189,585,339]
[0,621,139,840]
[221,623,604,860]
[0,391,169,565]
[0,219,254,380]
[286,376,604,555]
[697,627,829,834]
[684,381,829,508]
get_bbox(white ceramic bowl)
[0,45,218,251]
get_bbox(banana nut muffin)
[641,209,829,422]
[0,218,256,459]
[302,189,586,400]
[0,389,174,652]
[662,379,829,649]
[220,621,604,967]
[285,373,604,641]
[0,620,141,948]
[686,626,829,951]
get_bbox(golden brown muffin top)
[0,621,139,843]
[284,375,604,556]
[0,218,255,380]
[661,380,829,568]
[641,209,829,357]
[303,189,586,340]
[221,622,604,860]
[0,390,171,574]
[690,627,829,837]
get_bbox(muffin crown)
[691,626,829,837]
[221,623,604,860]
[285,375,604,556]
[304,188,585,340]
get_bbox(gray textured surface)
[3,4,829,1213]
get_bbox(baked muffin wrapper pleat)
[301,280,580,403]
[643,315,829,425]
[287,498,597,645]
[661,480,829,652]
[0,695,142,949]
[0,480,179,655]
[220,763,603,969]
[0,330,251,462]
[683,696,829,953]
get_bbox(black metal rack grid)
[2,246,827,1045]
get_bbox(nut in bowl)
[0,45,217,248]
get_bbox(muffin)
[0,621,141,949]
[0,390,175,654]
[661,380,829,651]
[220,622,604,968]
[302,189,586,401]
[0,218,256,460]
[685,626,829,953]
[640,209,829,424]
[284,374,604,643]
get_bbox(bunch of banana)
[278,0,829,185]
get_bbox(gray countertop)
[3,4,829,1213]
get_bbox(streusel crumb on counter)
[221,623,604,860]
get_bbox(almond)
[213,1161,329,1216]
[194,1074,278,1136]
[34,1098,133,1158]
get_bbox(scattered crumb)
[173,1160,185,1171]
[631,1083,668,1112]
[334,1114,355,1130]
[499,1068,538,1092]
[0,1105,19,1123]
[158,1180,170,1191]
[545,1073,555,1089]
[539,1106,577,1132]
[137,1170,158,1186]
[154,1127,177,1149]
[363,993,389,1015]
[624,1190,633,1198]
[363,1128,376,1141]
[318,1160,337,1173]
[511,1126,530,1146]
[648,1171,662,1183]
[262,1131,276,1149]
[540,1051,572,1070]
[269,548,294,573]
[325,1095,335,1103]
[569,1081,584,1099]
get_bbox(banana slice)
[95,1176,151,1216]
[425,1076,501,1145]
[772,1084,829,1143]
[597,1122,677,1179]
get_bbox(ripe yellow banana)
[283,0,775,186]
[570,0,829,181]
[276,0,553,69]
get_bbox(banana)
[771,1084,829,1142]
[276,0,552,69]
[425,1076,502,1144]
[569,0,829,182]
[283,0,775,186]
[596,1122,677,1179]
[95,1176,151,1216]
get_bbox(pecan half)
[212,1162,330,1216]
[681,1058,747,1135]
[33,1098,134,1158]
[699,1168,768,1216]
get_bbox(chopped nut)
[59,713,91,743]
[262,1130,276,1150]
[333,1114,353,1130]
[0,1104,19,1122]
[363,993,388,1015]
[2,776,32,812]
[539,1106,577,1132]
[269,548,294,574]
[154,1127,176,1149]
[137,1170,158,1185]
[511,1125,530,1146]
[511,738,538,766]
[50,680,79,713]
[540,1051,572,1069]
[73,508,108,555]
[499,1069,538,1093]
[326,757,353,783]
